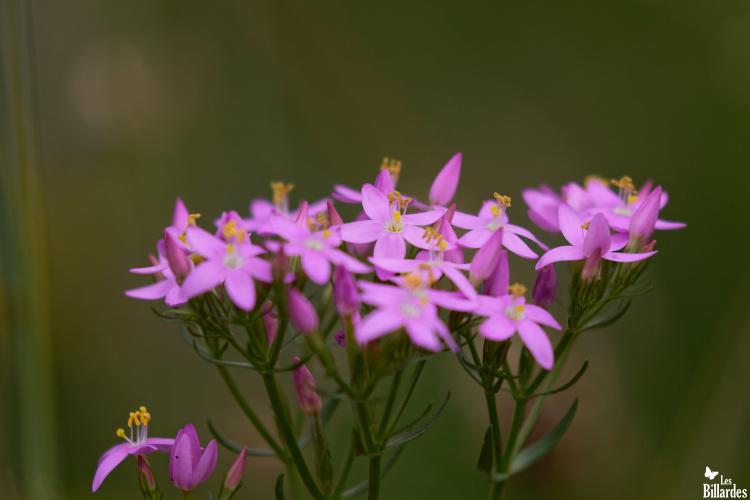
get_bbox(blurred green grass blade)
[0,0,59,498]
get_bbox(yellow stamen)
[493,193,511,208]
[581,221,591,230]
[387,190,411,211]
[508,283,527,298]
[187,213,201,226]
[226,243,235,254]
[514,304,525,313]
[222,220,239,240]
[322,229,332,239]
[380,157,402,176]
[116,428,127,439]
[392,211,402,223]
[610,176,636,193]
[271,181,295,207]
[627,194,638,204]
[403,272,422,289]
[316,212,328,229]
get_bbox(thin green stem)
[485,390,503,500]
[378,370,403,437]
[368,454,382,500]
[215,364,286,458]
[262,372,325,500]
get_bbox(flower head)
[169,423,218,492]
[92,406,174,492]
[474,284,562,370]
[125,238,187,307]
[535,207,657,276]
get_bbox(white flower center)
[305,238,325,251]
[400,302,420,318]
[505,304,525,321]
[223,251,244,269]
[613,205,632,216]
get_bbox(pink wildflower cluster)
[126,156,683,370]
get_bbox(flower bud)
[429,152,462,206]
[295,200,309,227]
[293,356,323,414]
[326,199,344,226]
[333,266,359,316]
[272,248,290,282]
[483,249,509,297]
[629,186,662,249]
[470,228,504,284]
[261,301,278,343]
[532,265,556,309]
[374,168,395,194]
[220,447,248,498]
[288,288,319,334]
[164,230,190,280]
[137,456,160,499]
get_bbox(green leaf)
[476,427,494,474]
[207,419,276,457]
[274,474,286,500]
[493,399,578,482]
[384,392,450,449]
[527,362,588,398]
[581,300,632,332]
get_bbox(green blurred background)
[1,1,749,499]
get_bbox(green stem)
[378,370,403,437]
[262,372,325,500]
[182,491,194,500]
[368,454,382,500]
[485,390,503,500]
[215,364,286,458]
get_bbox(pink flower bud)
[222,447,248,493]
[429,152,462,206]
[295,201,310,227]
[164,230,190,280]
[470,228,504,284]
[261,301,278,343]
[483,249,509,297]
[288,288,319,333]
[532,265,556,309]
[333,266,359,316]
[293,356,322,414]
[374,168,395,194]
[272,248,290,282]
[326,199,344,226]
[137,456,158,495]
[629,186,662,249]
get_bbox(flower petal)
[332,184,362,204]
[92,444,130,492]
[429,152,461,206]
[557,205,584,246]
[457,228,491,248]
[524,304,562,330]
[441,266,478,300]
[340,220,384,244]
[479,315,515,342]
[517,320,554,370]
[125,279,173,301]
[357,309,403,344]
[361,183,391,220]
[502,231,538,259]
[603,250,657,263]
[225,271,256,311]
[582,213,612,257]
[327,249,371,273]
[186,226,226,258]
[193,440,218,486]
[181,261,225,299]
[302,251,331,284]
[535,246,585,270]
[401,210,443,225]
[374,233,406,260]
[405,320,442,351]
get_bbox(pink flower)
[357,277,474,351]
[92,407,174,492]
[535,207,657,272]
[474,285,562,370]
[340,184,442,260]
[169,423,218,492]
[125,235,188,307]
[270,213,370,285]
[333,162,398,204]
[181,226,272,310]
[453,195,547,259]
[288,288,319,334]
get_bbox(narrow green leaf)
[207,419,276,457]
[527,362,588,398]
[384,392,450,449]
[493,399,578,482]
[476,427,494,474]
[581,300,632,332]
[274,474,286,500]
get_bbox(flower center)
[116,406,151,447]
[400,302,421,318]
[271,181,295,213]
[488,193,511,229]
[305,238,325,251]
[385,211,404,233]
[223,245,245,269]
[610,176,638,211]
[505,304,526,321]
[178,213,201,244]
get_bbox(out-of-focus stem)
[368,454,382,500]
[0,1,59,498]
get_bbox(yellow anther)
[380,157,402,176]
[387,190,411,211]
[493,193,511,208]
[222,220,239,240]
[403,272,422,289]
[392,211,402,223]
[316,212,328,228]
[116,428,127,439]
[178,233,187,244]
[187,213,201,226]
[627,194,638,205]
[271,181,295,206]
[139,406,148,413]
[581,221,591,230]
[226,243,235,254]
[585,175,608,186]
[438,239,448,251]
[422,227,446,249]
[610,176,636,193]
[508,283,527,298]
[489,205,500,218]
[514,304,525,313]
[322,229,332,239]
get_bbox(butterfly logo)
[705,466,719,481]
